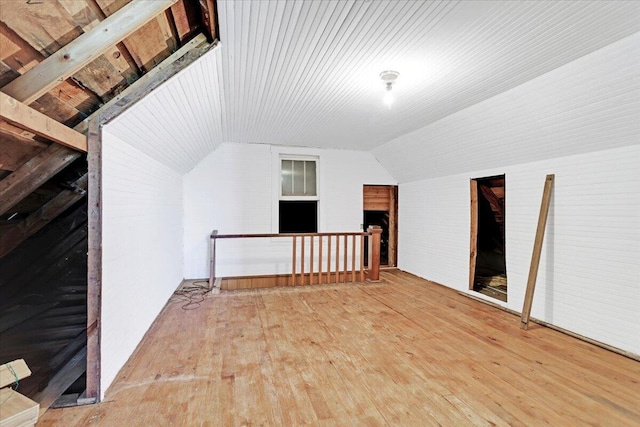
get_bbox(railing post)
[209,230,218,289]
[367,226,382,281]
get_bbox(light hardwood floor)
[38,270,640,426]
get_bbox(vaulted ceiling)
[107,0,640,167]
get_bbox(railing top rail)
[211,231,369,239]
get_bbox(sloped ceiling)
[107,0,640,173]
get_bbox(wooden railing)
[209,226,382,289]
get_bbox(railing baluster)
[351,235,356,282]
[343,234,348,283]
[318,236,323,285]
[327,235,332,284]
[310,235,315,285]
[335,235,340,284]
[292,235,297,286]
[360,234,365,282]
[301,235,305,286]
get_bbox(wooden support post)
[209,230,218,289]
[521,174,555,330]
[368,226,382,281]
[86,117,102,401]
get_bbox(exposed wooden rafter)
[75,33,214,133]
[33,346,87,414]
[0,123,47,171]
[478,183,504,220]
[1,0,178,105]
[0,174,88,259]
[199,0,219,42]
[0,93,87,152]
[0,144,80,217]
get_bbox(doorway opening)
[363,185,398,267]
[364,211,389,265]
[470,175,507,301]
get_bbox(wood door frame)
[388,186,398,267]
[469,180,478,290]
[363,185,398,268]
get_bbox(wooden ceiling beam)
[75,33,214,133]
[0,173,87,260]
[478,183,505,219]
[0,144,80,217]
[199,0,218,42]
[1,0,178,105]
[0,93,87,152]
[0,122,47,171]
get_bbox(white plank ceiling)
[107,0,640,173]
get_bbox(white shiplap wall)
[183,142,396,279]
[377,31,640,355]
[398,145,640,355]
[373,32,640,183]
[101,129,184,397]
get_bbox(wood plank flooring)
[37,270,640,426]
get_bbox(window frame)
[279,156,319,201]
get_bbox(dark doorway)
[363,185,398,267]
[470,175,507,301]
[364,210,389,266]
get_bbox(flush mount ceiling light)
[380,70,399,108]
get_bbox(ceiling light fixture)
[380,70,399,108]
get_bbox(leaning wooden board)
[0,388,39,427]
[0,359,39,427]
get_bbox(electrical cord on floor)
[171,280,212,310]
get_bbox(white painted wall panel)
[106,47,224,174]
[373,33,640,183]
[398,146,640,355]
[101,129,184,397]
[183,142,395,278]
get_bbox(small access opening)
[363,210,389,266]
[470,175,507,302]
